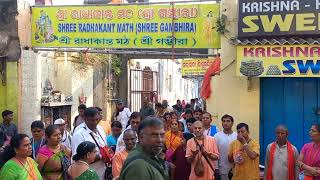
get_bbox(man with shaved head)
[186,121,219,180]
[264,125,299,180]
[112,129,137,178]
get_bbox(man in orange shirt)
[186,121,219,180]
[112,129,137,178]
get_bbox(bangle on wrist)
[243,143,248,146]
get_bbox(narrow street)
[0,0,319,180]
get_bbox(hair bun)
[72,154,80,161]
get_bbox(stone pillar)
[20,50,42,135]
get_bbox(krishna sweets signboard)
[238,0,320,37]
[31,4,220,49]
[237,45,320,77]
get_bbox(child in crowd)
[172,133,194,180]
[30,120,45,159]
[106,121,122,152]
[186,118,196,134]
[178,121,185,132]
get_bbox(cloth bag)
[194,154,205,177]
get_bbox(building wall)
[206,0,260,141]
[70,62,94,123]
[160,59,198,105]
[0,0,20,128]
[40,55,94,127]
[0,62,19,125]
[20,51,95,133]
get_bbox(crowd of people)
[0,99,320,180]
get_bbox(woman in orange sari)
[165,119,183,161]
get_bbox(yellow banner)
[31,4,220,49]
[237,45,320,77]
[182,58,215,76]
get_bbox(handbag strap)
[89,132,101,149]
[194,138,215,172]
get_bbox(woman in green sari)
[0,134,42,180]
[67,141,99,180]
[35,125,71,180]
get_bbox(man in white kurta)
[72,107,107,179]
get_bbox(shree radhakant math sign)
[31,4,221,49]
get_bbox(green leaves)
[216,14,229,34]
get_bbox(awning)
[231,37,320,46]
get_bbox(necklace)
[15,157,37,180]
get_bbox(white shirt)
[165,106,173,113]
[73,122,104,135]
[179,118,188,133]
[115,108,132,131]
[71,123,107,158]
[214,131,237,174]
[61,130,72,150]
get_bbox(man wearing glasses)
[120,117,169,180]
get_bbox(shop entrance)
[260,78,320,162]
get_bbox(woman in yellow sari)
[165,119,183,161]
[0,134,42,180]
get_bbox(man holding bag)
[186,121,219,180]
[72,107,109,179]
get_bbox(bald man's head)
[193,120,204,138]
[276,124,288,132]
[124,129,136,137]
[193,120,203,127]
[275,124,289,146]
[123,129,137,151]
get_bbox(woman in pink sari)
[36,125,71,180]
[298,124,320,180]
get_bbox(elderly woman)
[0,134,42,179]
